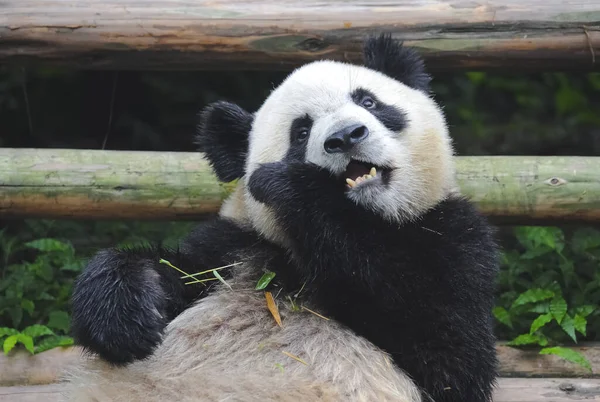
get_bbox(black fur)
[248,161,499,402]
[363,33,431,93]
[286,114,313,161]
[351,87,407,132]
[71,34,498,402]
[70,218,278,365]
[194,101,253,182]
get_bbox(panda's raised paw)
[70,248,168,365]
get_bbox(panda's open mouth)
[343,160,391,190]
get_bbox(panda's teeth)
[346,178,356,188]
[370,167,377,177]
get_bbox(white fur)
[63,266,422,402]
[63,58,457,402]
[243,60,456,246]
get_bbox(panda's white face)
[239,59,457,244]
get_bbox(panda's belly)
[63,280,421,402]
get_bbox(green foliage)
[495,226,600,371]
[0,219,195,354]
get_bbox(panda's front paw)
[248,161,332,205]
[247,161,289,204]
[71,249,167,365]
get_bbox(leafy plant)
[0,219,195,354]
[0,324,73,355]
[495,226,600,371]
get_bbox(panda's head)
[196,34,457,244]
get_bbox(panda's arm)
[249,161,499,402]
[70,218,257,365]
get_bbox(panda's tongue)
[344,161,372,181]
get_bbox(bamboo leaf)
[265,291,282,327]
[255,271,276,290]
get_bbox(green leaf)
[511,289,555,309]
[25,238,71,252]
[559,315,577,343]
[47,311,70,333]
[529,302,550,314]
[574,305,596,318]
[17,334,35,354]
[255,271,277,290]
[529,313,553,334]
[574,314,587,337]
[493,307,513,328]
[23,325,54,339]
[213,270,232,290]
[38,292,55,301]
[24,238,72,253]
[550,295,568,323]
[34,336,74,354]
[540,347,592,372]
[20,300,35,315]
[3,335,18,354]
[0,328,19,338]
[507,334,548,347]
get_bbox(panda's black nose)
[324,124,370,154]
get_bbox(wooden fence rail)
[1,0,599,71]
[1,148,599,222]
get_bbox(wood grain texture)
[1,379,599,401]
[1,344,599,388]
[495,378,600,401]
[497,343,600,378]
[1,149,599,221]
[0,1,599,71]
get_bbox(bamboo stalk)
[0,149,598,222]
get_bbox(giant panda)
[66,34,499,402]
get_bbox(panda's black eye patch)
[286,114,313,161]
[361,97,376,109]
[351,88,407,133]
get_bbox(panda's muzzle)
[323,124,369,154]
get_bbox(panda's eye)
[296,128,310,142]
[361,97,376,109]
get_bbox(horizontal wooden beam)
[1,344,600,402]
[1,344,598,388]
[1,148,599,222]
[2,379,600,402]
[1,1,599,71]
[1,379,599,402]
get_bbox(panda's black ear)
[195,101,253,182]
[363,33,431,93]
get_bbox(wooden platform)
[0,344,599,401]
[1,378,599,402]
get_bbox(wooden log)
[1,149,599,222]
[0,384,65,402]
[0,1,599,71]
[497,343,600,378]
[1,379,600,402]
[1,344,598,388]
[494,378,600,401]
